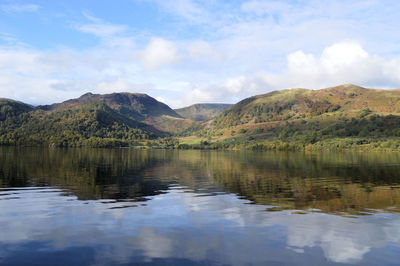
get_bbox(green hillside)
[40,92,195,134]
[4,84,400,150]
[212,84,400,127]
[0,100,158,147]
[0,92,194,147]
[0,99,33,121]
[42,92,181,120]
[183,84,400,150]
[175,103,232,121]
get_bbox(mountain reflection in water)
[0,147,400,265]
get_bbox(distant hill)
[0,98,33,121]
[40,92,181,120]
[184,84,400,148]
[39,92,194,134]
[175,103,232,121]
[212,84,400,127]
[0,92,195,147]
[0,100,157,147]
[4,84,400,149]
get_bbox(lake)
[1,147,400,265]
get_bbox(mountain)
[0,92,195,147]
[188,84,400,147]
[0,100,156,147]
[3,84,400,149]
[41,92,180,120]
[212,84,400,127]
[39,92,194,134]
[175,103,232,121]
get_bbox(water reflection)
[0,147,400,265]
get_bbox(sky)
[1,0,400,108]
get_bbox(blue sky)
[1,0,400,107]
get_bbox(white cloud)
[145,0,208,24]
[1,39,400,108]
[187,40,222,62]
[0,45,139,104]
[225,76,246,94]
[95,78,154,94]
[138,37,179,71]
[241,0,291,16]
[77,23,128,38]
[74,13,135,48]
[0,3,40,13]
[283,41,400,88]
[160,41,400,107]
[205,42,400,102]
[3,1,400,108]
[320,42,368,73]
[287,51,318,73]
[76,13,129,39]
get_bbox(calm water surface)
[1,147,400,265]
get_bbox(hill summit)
[41,92,182,120]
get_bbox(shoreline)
[2,137,400,152]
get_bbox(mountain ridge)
[40,92,182,119]
[0,92,191,147]
[174,84,400,150]
[38,92,195,134]
[212,84,400,128]
[3,84,400,149]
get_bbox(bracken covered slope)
[212,84,400,128]
[181,84,400,148]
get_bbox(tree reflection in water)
[0,147,400,265]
